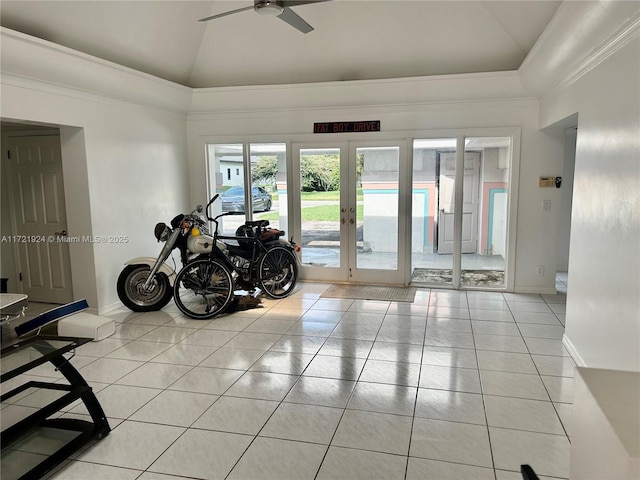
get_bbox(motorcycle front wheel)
[258,246,298,299]
[173,259,234,319]
[117,265,173,312]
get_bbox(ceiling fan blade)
[277,6,314,33]
[199,5,254,23]
[281,1,331,6]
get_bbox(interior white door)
[437,151,480,254]
[6,135,74,303]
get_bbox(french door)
[410,135,515,289]
[292,140,408,285]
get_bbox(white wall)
[530,10,639,371]
[1,28,192,312]
[556,127,576,272]
[187,73,564,293]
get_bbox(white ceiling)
[0,1,561,88]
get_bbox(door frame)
[2,130,74,302]
[348,139,409,285]
[291,139,409,285]
[291,141,348,283]
[408,128,520,291]
[2,128,74,304]
[448,133,519,290]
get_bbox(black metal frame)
[1,335,111,480]
[212,216,295,291]
[521,464,541,480]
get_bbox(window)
[411,136,513,289]
[207,143,287,235]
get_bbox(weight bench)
[15,299,115,341]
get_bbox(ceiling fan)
[199,1,329,34]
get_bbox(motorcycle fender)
[274,238,294,248]
[124,257,177,286]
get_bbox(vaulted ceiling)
[0,1,561,88]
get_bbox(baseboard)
[514,286,558,295]
[99,300,126,316]
[563,334,587,367]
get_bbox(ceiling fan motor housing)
[255,1,285,16]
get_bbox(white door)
[6,135,73,303]
[437,151,480,254]
[292,141,407,285]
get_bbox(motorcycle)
[117,194,300,314]
[171,194,300,319]
[117,203,222,312]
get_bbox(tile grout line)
[310,298,394,480]
[403,287,431,480]
[463,291,499,480]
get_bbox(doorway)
[436,150,481,255]
[3,130,74,303]
[292,140,408,285]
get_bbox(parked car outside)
[221,186,272,213]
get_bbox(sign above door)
[313,121,381,134]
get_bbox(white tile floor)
[2,282,574,480]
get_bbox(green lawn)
[300,191,339,201]
[244,189,361,203]
[260,204,363,222]
[300,190,363,201]
[234,189,365,222]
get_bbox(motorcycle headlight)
[154,222,171,242]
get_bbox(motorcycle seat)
[259,229,285,241]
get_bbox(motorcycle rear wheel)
[117,264,173,312]
[258,246,298,299]
[173,259,234,319]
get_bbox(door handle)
[55,230,68,236]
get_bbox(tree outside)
[252,154,343,192]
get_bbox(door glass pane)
[249,143,286,232]
[410,139,456,285]
[207,144,245,235]
[299,148,341,268]
[208,143,287,238]
[356,146,399,270]
[461,137,511,288]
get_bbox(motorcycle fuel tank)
[187,233,223,254]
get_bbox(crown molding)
[1,27,192,114]
[519,2,640,98]
[553,11,640,96]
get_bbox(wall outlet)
[536,265,545,276]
